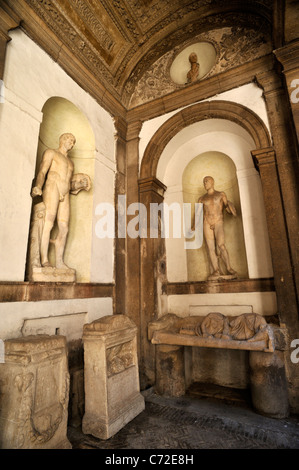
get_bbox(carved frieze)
[129,25,272,107]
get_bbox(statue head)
[203,176,214,190]
[59,133,76,151]
[189,52,198,64]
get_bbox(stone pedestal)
[82,315,145,440]
[249,350,289,418]
[0,335,71,449]
[155,345,185,397]
[29,266,76,282]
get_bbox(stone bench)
[148,312,289,418]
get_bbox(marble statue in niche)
[186,52,200,84]
[28,133,91,282]
[197,176,237,281]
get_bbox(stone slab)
[29,266,76,283]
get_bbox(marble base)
[82,392,145,440]
[207,273,238,282]
[29,266,76,282]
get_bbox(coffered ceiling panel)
[3,0,275,110]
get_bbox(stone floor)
[67,384,299,450]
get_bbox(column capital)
[126,120,143,141]
[113,116,127,142]
[251,147,276,168]
[255,69,283,95]
[138,176,167,197]
[274,40,299,73]
[0,4,20,42]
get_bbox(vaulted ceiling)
[1,0,284,111]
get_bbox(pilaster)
[252,146,299,412]
[255,69,299,310]
[138,176,167,389]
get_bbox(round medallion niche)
[169,42,217,85]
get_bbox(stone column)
[251,148,298,323]
[113,117,127,315]
[275,40,299,143]
[255,70,299,307]
[0,335,71,449]
[139,177,167,389]
[249,350,289,418]
[125,121,143,337]
[82,315,145,440]
[155,345,186,397]
[252,147,299,413]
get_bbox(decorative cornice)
[0,3,20,41]
[0,282,114,303]
[251,147,276,168]
[127,54,275,123]
[274,40,299,73]
[138,177,167,196]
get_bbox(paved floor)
[68,386,299,450]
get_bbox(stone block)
[249,350,289,418]
[82,315,145,439]
[0,335,71,449]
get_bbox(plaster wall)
[0,297,113,342]
[164,291,277,317]
[139,82,270,163]
[0,29,115,283]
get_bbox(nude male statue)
[198,176,237,280]
[31,133,76,270]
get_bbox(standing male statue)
[29,133,90,280]
[198,176,237,281]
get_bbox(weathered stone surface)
[149,313,275,352]
[155,345,185,397]
[148,313,291,416]
[29,266,76,283]
[82,314,145,440]
[249,350,289,418]
[0,335,71,449]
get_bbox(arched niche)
[27,97,96,282]
[182,151,248,281]
[140,103,274,283]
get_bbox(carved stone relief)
[148,312,277,352]
[82,315,145,440]
[129,25,272,107]
[0,335,71,449]
[106,341,135,377]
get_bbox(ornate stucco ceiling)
[3,0,276,110]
